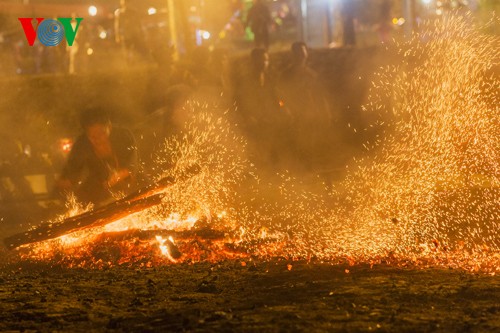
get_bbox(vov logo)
[19,18,83,46]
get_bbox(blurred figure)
[0,134,36,203]
[246,0,272,49]
[114,0,148,61]
[234,48,289,166]
[279,42,331,171]
[136,84,192,172]
[151,40,176,79]
[279,42,316,85]
[149,42,189,110]
[0,133,43,229]
[34,42,65,74]
[235,48,276,128]
[182,46,218,88]
[341,0,356,46]
[209,48,232,93]
[377,0,393,44]
[56,109,138,207]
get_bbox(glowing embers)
[156,236,180,262]
[10,15,500,274]
[14,105,251,267]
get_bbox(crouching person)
[56,108,138,207]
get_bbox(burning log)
[4,194,164,249]
[4,166,201,249]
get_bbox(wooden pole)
[4,166,201,249]
[167,0,179,60]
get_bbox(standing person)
[56,109,138,206]
[279,42,317,86]
[235,48,280,134]
[377,0,393,44]
[279,42,331,171]
[246,0,272,50]
[234,48,289,166]
[114,0,148,61]
[341,0,356,46]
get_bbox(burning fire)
[9,15,499,274]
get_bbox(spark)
[15,14,499,274]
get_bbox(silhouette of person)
[377,0,392,44]
[234,48,289,166]
[114,0,148,61]
[208,48,232,94]
[56,109,138,206]
[341,0,356,46]
[279,42,317,89]
[279,42,331,171]
[0,133,43,228]
[0,134,36,203]
[246,0,272,49]
[136,84,192,173]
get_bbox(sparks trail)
[9,104,253,266]
[6,15,499,273]
[332,14,499,270]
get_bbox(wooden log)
[4,194,164,249]
[3,165,201,249]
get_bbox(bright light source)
[148,7,157,15]
[422,0,432,4]
[87,48,94,55]
[201,30,211,40]
[436,8,443,15]
[392,17,399,25]
[59,138,73,153]
[88,5,97,16]
[99,30,107,39]
[398,18,406,26]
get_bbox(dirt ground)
[0,259,498,333]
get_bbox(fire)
[59,138,73,153]
[9,14,499,274]
[156,236,179,262]
[103,213,199,233]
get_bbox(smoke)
[151,14,500,269]
[2,13,498,272]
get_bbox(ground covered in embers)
[0,260,499,332]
